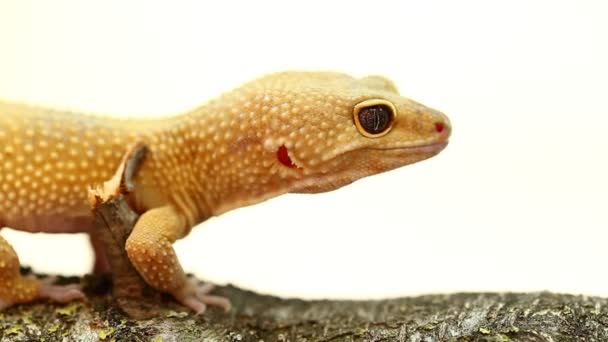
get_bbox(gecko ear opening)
[353,99,396,138]
[277,144,297,168]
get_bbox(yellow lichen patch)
[47,323,60,333]
[165,310,188,318]
[97,327,115,340]
[55,302,81,316]
[5,324,22,336]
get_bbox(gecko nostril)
[434,122,446,133]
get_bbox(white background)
[0,1,607,299]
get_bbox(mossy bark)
[2,283,608,341]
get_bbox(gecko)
[0,71,451,314]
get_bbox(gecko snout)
[435,122,446,133]
[431,111,451,142]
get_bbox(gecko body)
[0,71,450,313]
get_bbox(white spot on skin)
[263,139,275,152]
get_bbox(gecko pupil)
[358,105,392,134]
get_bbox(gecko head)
[206,71,451,214]
[245,71,452,194]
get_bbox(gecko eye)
[353,99,396,138]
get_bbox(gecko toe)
[38,283,85,303]
[173,278,231,314]
[183,297,207,315]
[196,294,231,312]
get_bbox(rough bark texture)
[2,281,608,341]
[2,144,607,341]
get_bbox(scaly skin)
[0,71,451,313]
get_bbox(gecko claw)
[172,278,231,314]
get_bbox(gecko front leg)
[125,205,230,314]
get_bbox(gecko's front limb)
[125,205,230,314]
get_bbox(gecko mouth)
[291,140,449,193]
[356,140,449,169]
[374,141,449,154]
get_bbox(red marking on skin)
[435,122,445,133]
[277,145,296,168]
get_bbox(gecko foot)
[171,278,231,315]
[37,276,86,303]
[0,276,85,311]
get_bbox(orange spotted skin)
[0,104,158,233]
[0,71,451,312]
